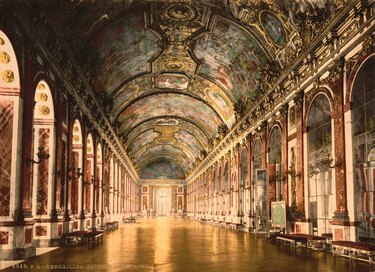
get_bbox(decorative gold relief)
[37,83,46,90]
[1,70,14,83]
[73,135,80,142]
[0,51,10,64]
[87,146,92,152]
[164,61,185,70]
[162,4,198,21]
[39,105,50,116]
[0,38,4,45]
[73,126,79,132]
[39,93,48,102]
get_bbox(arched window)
[32,81,55,217]
[253,138,262,171]
[269,126,282,201]
[96,143,103,215]
[307,93,334,235]
[71,119,83,217]
[0,30,21,217]
[252,138,267,231]
[224,162,229,194]
[217,166,222,192]
[351,56,375,241]
[240,148,248,187]
[211,168,215,194]
[85,133,94,214]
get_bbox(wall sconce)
[29,147,50,165]
[85,175,102,188]
[308,153,336,178]
[67,167,84,181]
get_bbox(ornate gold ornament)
[1,70,14,83]
[39,105,50,116]
[0,38,4,45]
[162,3,198,22]
[73,126,79,132]
[0,51,10,64]
[39,93,48,102]
[164,61,185,70]
[37,83,46,90]
[73,135,80,142]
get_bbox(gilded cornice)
[187,1,374,184]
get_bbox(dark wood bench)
[332,241,375,265]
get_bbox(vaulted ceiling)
[36,0,344,179]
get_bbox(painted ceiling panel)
[133,141,196,166]
[118,93,223,137]
[141,158,186,180]
[190,76,235,123]
[135,144,192,170]
[193,16,269,101]
[86,11,162,95]
[112,76,153,115]
[127,126,204,163]
[127,129,156,155]
[174,130,203,157]
[126,118,209,150]
[154,73,190,90]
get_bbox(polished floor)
[2,217,372,272]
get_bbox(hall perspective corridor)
[1,218,370,272]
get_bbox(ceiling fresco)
[117,93,223,137]
[154,73,190,90]
[193,16,269,102]
[36,0,344,179]
[86,10,162,94]
[126,118,209,152]
[141,158,186,180]
[135,144,192,171]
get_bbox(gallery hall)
[0,0,374,271]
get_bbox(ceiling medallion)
[162,3,198,22]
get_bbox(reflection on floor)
[1,218,371,272]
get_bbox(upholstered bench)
[64,231,88,245]
[83,230,104,248]
[106,221,119,230]
[275,234,308,248]
[332,241,375,265]
[293,234,326,250]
